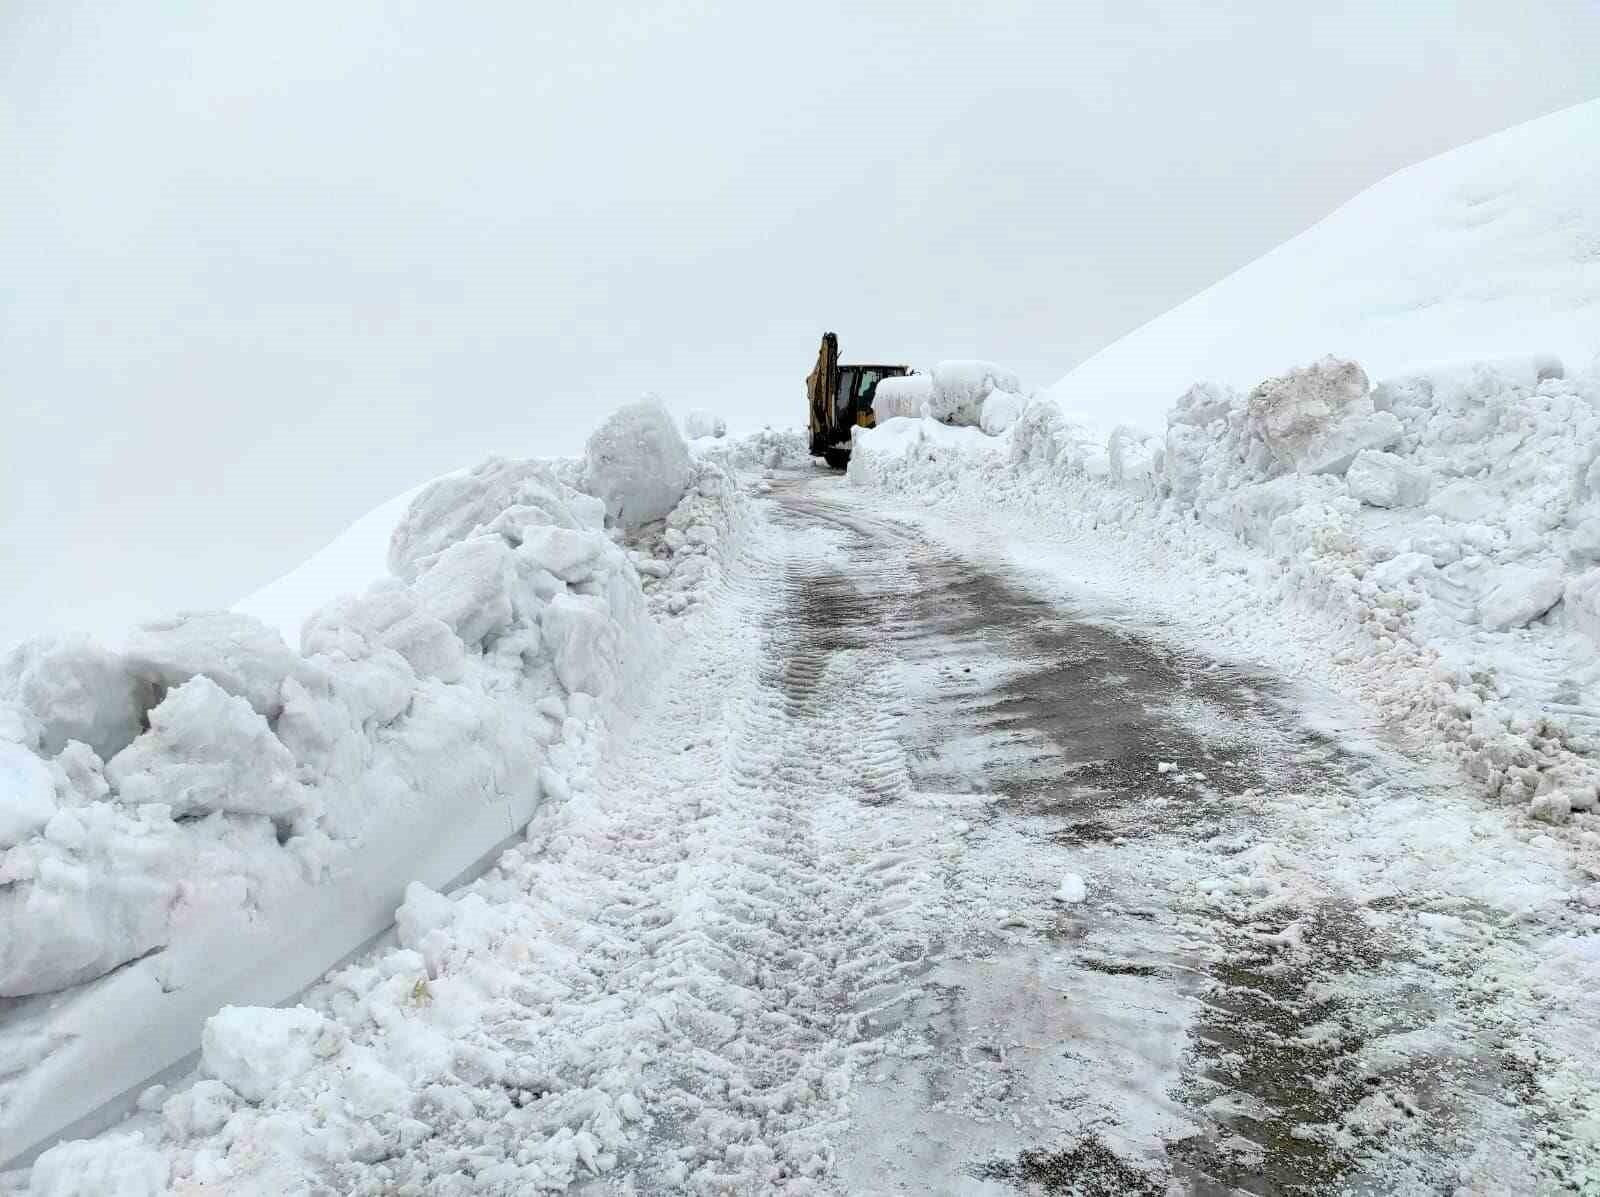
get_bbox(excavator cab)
[806,332,911,469]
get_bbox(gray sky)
[5,0,1600,648]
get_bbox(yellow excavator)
[806,332,912,468]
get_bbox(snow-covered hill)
[1049,99,1600,433]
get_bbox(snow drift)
[1049,98,1600,434]
[0,409,750,1167]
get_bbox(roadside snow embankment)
[853,353,1600,823]
[0,398,753,1167]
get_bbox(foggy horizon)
[6,1,1600,649]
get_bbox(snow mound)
[682,408,726,439]
[1050,99,1600,434]
[853,349,1600,823]
[926,360,1022,426]
[0,427,754,1164]
[872,374,932,422]
[582,396,694,530]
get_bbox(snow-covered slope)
[1049,99,1600,433]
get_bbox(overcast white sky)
[5,0,1600,648]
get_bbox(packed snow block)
[1161,423,1211,505]
[0,804,185,995]
[274,652,414,783]
[927,361,1022,426]
[303,583,465,683]
[0,638,151,761]
[1566,568,1600,647]
[0,738,56,849]
[979,389,1028,436]
[541,592,620,697]
[519,524,607,584]
[1478,562,1565,631]
[389,458,602,582]
[28,1132,170,1197]
[125,612,297,721]
[582,396,694,531]
[410,536,516,648]
[107,675,312,822]
[1345,449,1431,508]
[872,374,933,422]
[1168,380,1240,429]
[1107,425,1164,498]
[202,1004,338,1103]
[683,409,726,439]
[1246,357,1400,475]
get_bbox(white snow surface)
[1049,99,1600,435]
[0,430,753,1167]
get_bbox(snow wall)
[0,400,780,1167]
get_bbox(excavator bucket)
[806,332,839,457]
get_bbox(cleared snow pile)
[1245,357,1400,475]
[872,374,932,422]
[682,408,726,440]
[979,387,1029,436]
[851,348,1600,822]
[925,360,1022,426]
[626,461,752,621]
[0,425,767,1165]
[698,426,810,472]
[581,395,693,530]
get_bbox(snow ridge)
[0,422,747,1168]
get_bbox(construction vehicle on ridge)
[806,332,912,468]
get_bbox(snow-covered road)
[20,467,1600,1195]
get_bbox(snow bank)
[0,424,756,1166]
[581,396,693,530]
[1049,99,1600,434]
[852,351,1600,821]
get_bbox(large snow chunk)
[125,612,296,720]
[1247,357,1399,475]
[1168,381,1240,429]
[389,458,598,581]
[0,639,149,761]
[540,593,619,696]
[872,375,932,422]
[1345,449,1431,508]
[519,525,606,584]
[1478,562,1565,631]
[683,409,726,439]
[979,389,1028,436]
[107,676,310,821]
[202,1004,337,1103]
[927,361,1022,426]
[1107,425,1164,498]
[583,397,694,530]
[29,1132,169,1197]
[411,536,516,647]
[0,739,56,849]
[303,583,464,683]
